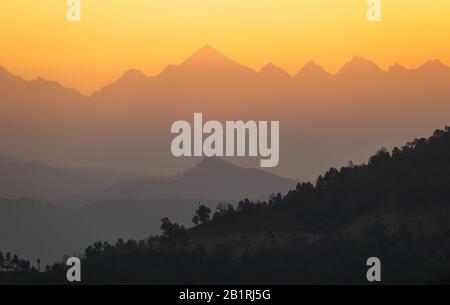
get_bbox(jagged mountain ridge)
[1,45,450,181]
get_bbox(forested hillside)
[3,127,450,284]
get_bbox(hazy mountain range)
[1,46,450,277]
[64,157,296,207]
[1,45,450,180]
[0,197,207,266]
[0,156,139,200]
[52,127,450,284]
[0,157,295,264]
[6,126,450,284]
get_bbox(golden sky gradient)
[0,0,449,94]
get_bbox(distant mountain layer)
[64,158,297,206]
[0,157,139,200]
[1,45,450,180]
[12,126,450,285]
[0,197,214,265]
[0,157,294,263]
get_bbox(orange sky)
[1,0,449,95]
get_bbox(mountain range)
[0,156,139,200]
[0,157,295,264]
[64,157,296,206]
[9,126,450,284]
[1,45,450,181]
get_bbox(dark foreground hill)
[0,198,216,267]
[0,159,293,265]
[4,127,450,284]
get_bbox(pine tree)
[0,251,4,271]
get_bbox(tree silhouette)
[194,205,211,225]
[5,252,11,271]
[0,251,31,272]
[160,217,187,243]
[0,251,4,271]
[192,215,200,226]
[12,254,19,271]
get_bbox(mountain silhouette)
[159,45,256,80]
[295,60,332,79]
[0,157,294,264]
[1,46,450,181]
[114,69,148,85]
[388,63,409,74]
[258,62,291,80]
[16,126,450,285]
[181,45,254,72]
[0,156,139,200]
[64,158,296,206]
[294,60,333,89]
[93,69,150,99]
[417,59,448,72]
[336,56,385,79]
[0,197,213,265]
[0,66,82,99]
